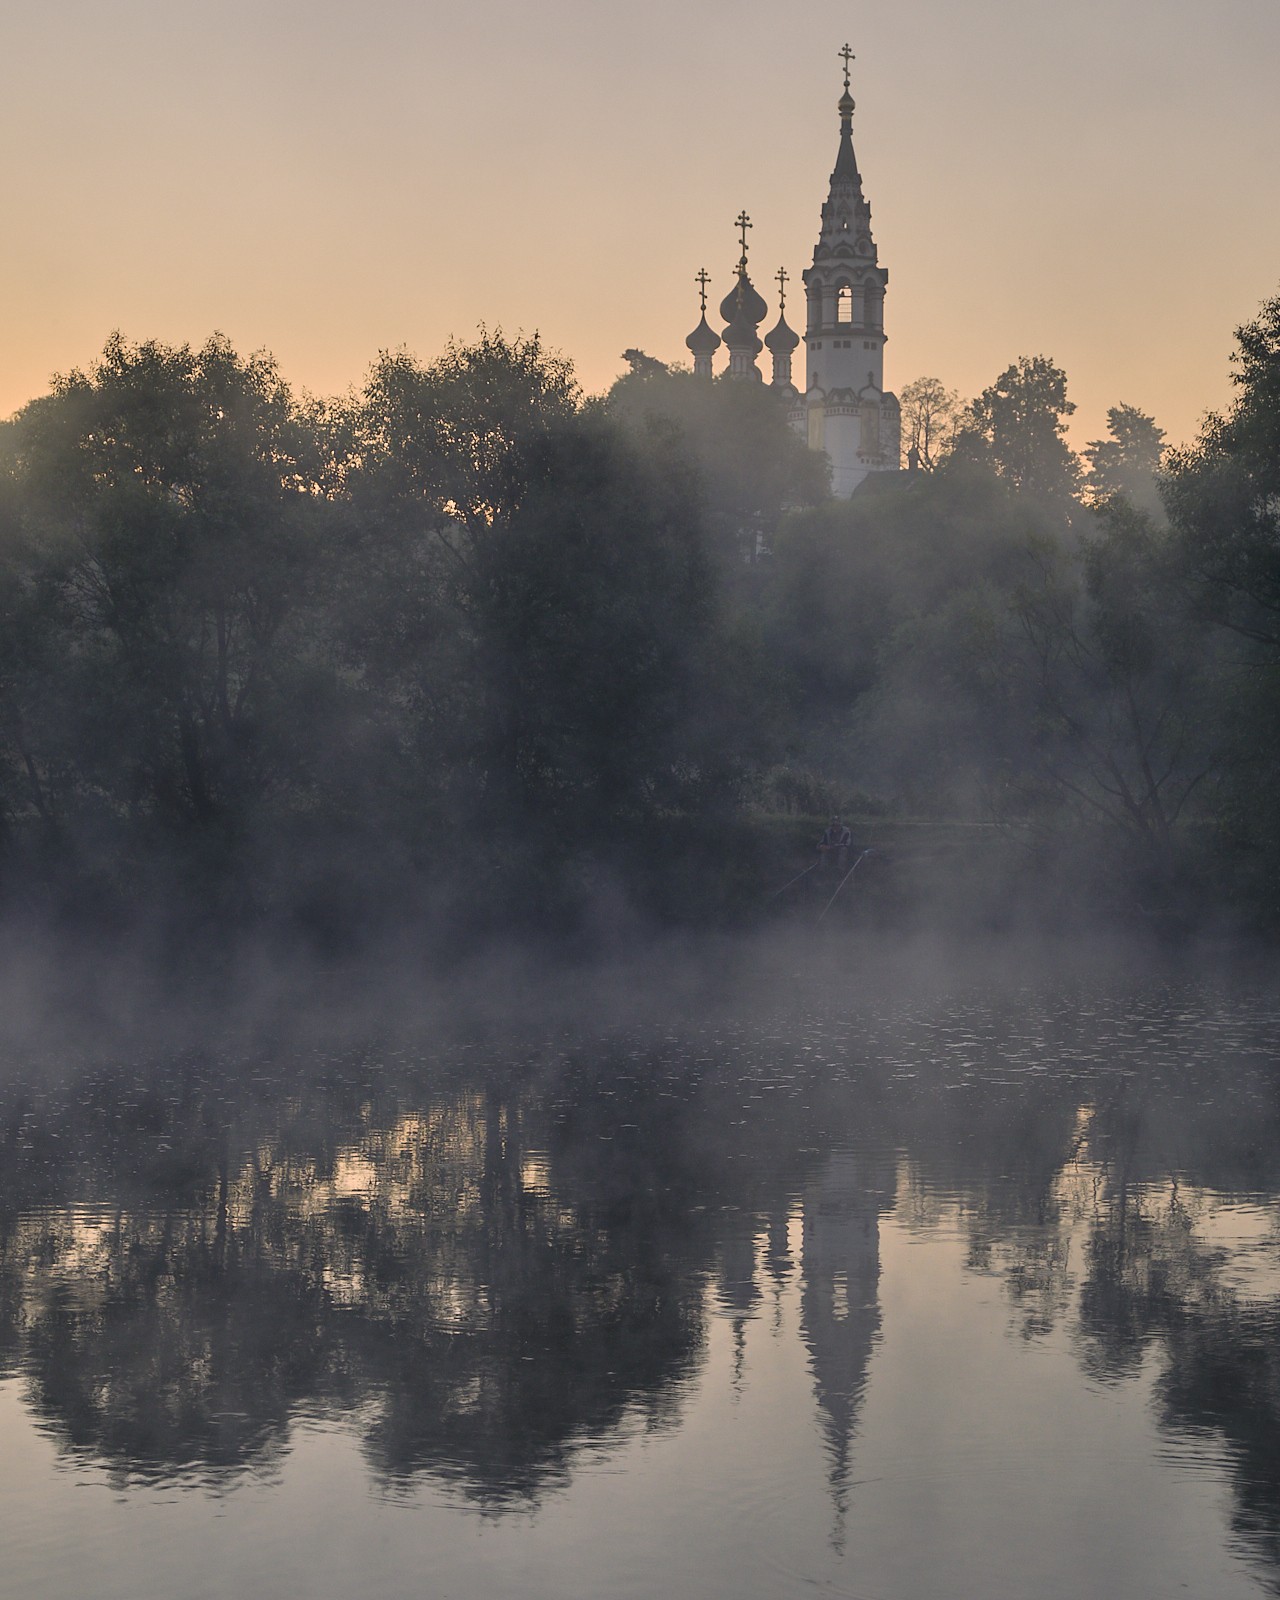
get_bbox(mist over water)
[2,931,1278,1600]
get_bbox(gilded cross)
[735,210,752,264]
[696,267,711,314]
[839,42,855,90]
[776,266,789,313]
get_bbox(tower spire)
[833,43,860,182]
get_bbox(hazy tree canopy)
[1162,292,1280,910]
[1082,404,1166,515]
[898,376,962,469]
[862,500,1220,875]
[2,334,330,849]
[765,458,1054,788]
[1165,294,1280,650]
[3,300,1280,940]
[346,335,741,924]
[360,328,581,535]
[602,366,829,570]
[0,329,746,935]
[619,349,671,381]
[960,355,1082,505]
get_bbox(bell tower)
[801,45,900,495]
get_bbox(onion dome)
[722,293,764,356]
[719,272,768,330]
[765,312,799,355]
[686,313,722,357]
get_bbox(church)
[684,47,901,498]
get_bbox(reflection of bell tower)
[800,1149,883,1532]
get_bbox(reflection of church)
[800,1149,884,1518]
[683,46,901,497]
[712,1149,885,1522]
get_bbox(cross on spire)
[839,42,855,90]
[776,266,789,312]
[735,209,752,268]
[695,267,711,314]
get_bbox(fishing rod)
[817,849,871,922]
[766,859,821,899]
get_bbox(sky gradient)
[3,0,1278,448]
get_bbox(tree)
[962,355,1081,504]
[619,348,672,381]
[1163,290,1280,915]
[1082,404,1166,515]
[351,334,734,917]
[858,496,1222,911]
[359,327,580,537]
[2,334,330,846]
[898,376,961,469]
[1164,291,1280,651]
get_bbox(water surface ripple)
[1,966,1278,1599]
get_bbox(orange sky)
[2,0,1278,449]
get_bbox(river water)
[2,942,1279,1599]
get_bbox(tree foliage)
[898,376,962,469]
[1082,404,1166,514]
[961,355,1081,505]
[1165,294,1280,650]
[1,334,329,850]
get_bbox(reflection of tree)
[2,1032,861,1503]
[0,1077,720,1502]
[877,984,1280,1593]
[1075,1062,1280,1587]
[884,998,1088,1340]
[21,1205,339,1480]
[3,979,1279,1585]
[1161,1302,1280,1586]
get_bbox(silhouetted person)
[817,815,852,872]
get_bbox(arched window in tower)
[836,285,853,324]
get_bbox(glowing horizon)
[2,0,1277,452]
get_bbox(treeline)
[767,303,1280,928]
[0,330,823,946]
[0,296,1277,946]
